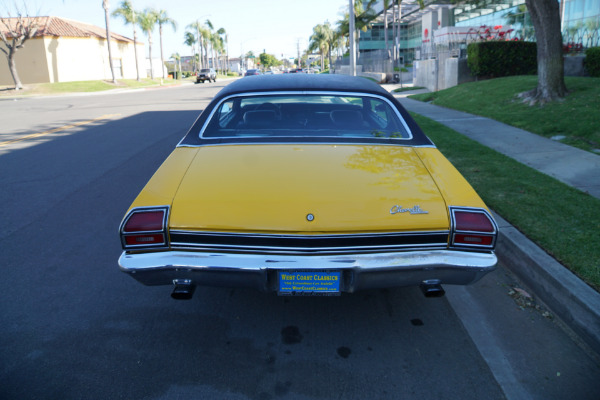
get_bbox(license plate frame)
[278,270,341,296]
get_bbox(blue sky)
[24,0,348,60]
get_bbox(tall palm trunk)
[159,24,165,79]
[103,0,117,83]
[148,33,154,79]
[133,24,140,81]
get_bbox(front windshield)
[201,93,412,140]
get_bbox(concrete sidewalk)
[383,84,600,356]
[385,85,600,199]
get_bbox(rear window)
[201,93,412,140]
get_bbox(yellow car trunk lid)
[170,144,449,233]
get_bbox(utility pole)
[349,0,356,76]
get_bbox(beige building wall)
[115,40,146,80]
[1,35,145,86]
[46,36,146,82]
[0,38,51,85]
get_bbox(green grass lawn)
[413,114,600,291]
[409,76,600,153]
[1,78,182,96]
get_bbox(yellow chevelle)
[119,74,498,299]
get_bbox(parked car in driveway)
[244,69,261,76]
[118,74,498,299]
[196,68,216,83]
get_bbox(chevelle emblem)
[390,205,429,215]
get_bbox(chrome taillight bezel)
[449,206,498,250]
[119,206,170,250]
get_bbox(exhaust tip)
[171,280,196,300]
[420,280,445,298]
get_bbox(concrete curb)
[493,213,600,355]
[383,86,600,355]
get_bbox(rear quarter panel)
[414,147,489,210]
[127,147,199,211]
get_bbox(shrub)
[584,47,600,77]
[467,41,537,78]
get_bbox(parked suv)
[196,68,216,83]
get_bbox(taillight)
[120,207,169,250]
[450,207,497,250]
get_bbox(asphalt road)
[1,81,599,400]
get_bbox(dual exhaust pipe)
[420,280,445,298]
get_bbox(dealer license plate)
[278,271,341,296]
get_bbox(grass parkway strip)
[413,113,600,292]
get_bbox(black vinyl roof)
[218,74,391,97]
[178,74,434,147]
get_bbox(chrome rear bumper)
[119,250,497,293]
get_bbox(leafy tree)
[112,0,141,81]
[259,52,281,69]
[521,0,567,103]
[102,0,116,83]
[456,0,565,103]
[0,6,39,90]
[184,30,197,72]
[156,9,177,79]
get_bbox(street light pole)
[349,0,356,76]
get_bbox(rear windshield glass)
[201,93,412,140]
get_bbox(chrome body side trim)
[168,229,450,255]
[118,249,497,292]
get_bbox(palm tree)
[170,52,181,79]
[205,19,217,69]
[112,0,140,81]
[155,10,177,79]
[102,0,116,83]
[138,8,158,79]
[200,25,211,68]
[309,24,330,71]
[187,21,205,69]
[210,33,222,72]
[217,28,228,73]
[184,31,196,72]
[337,0,379,60]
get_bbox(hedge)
[584,47,600,77]
[467,41,537,78]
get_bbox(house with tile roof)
[0,16,146,85]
